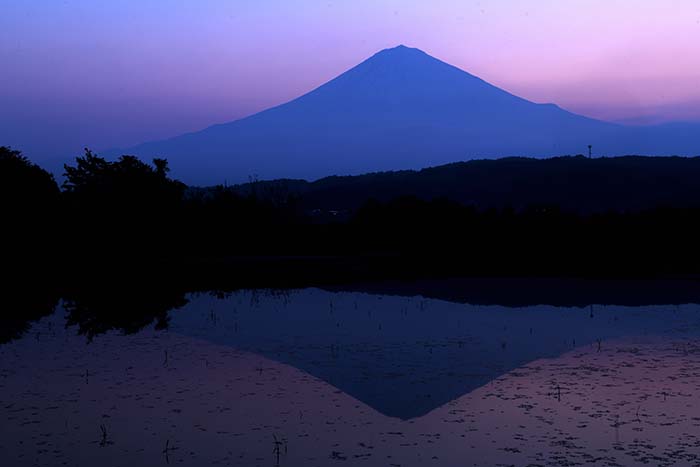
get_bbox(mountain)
[107,45,700,185]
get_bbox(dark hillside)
[232,156,700,214]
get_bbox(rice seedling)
[98,424,112,447]
[272,434,286,466]
[162,439,177,464]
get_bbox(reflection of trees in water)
[0,289,59,344]
[63,286,189,341]
[0,285,299,346]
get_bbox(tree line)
[4,145,700,286]
[4,145,700,343]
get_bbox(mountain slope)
[109,45,699,184]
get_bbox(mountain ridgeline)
[108,45,700,185]
[230,155,700,214]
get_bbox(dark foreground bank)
[5,146,700,290]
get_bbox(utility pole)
[588,145,593,159]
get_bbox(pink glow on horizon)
[2,0,700,159]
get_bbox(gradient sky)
[2,0,700,162]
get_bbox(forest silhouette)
[4,144,700,341]
[5,145,700,284]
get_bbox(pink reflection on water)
[2,312,700,466]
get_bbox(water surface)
[3,286,700,466]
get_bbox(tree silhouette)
[1,145,59,215]
[63,149,184,215]
[61,149,186,261]
[1,146,61,271]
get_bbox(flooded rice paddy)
[3,286,700,466]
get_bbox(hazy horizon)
[3,0,700,164]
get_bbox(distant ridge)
[227,155,700,214]
[107,45,700,185]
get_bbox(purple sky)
[3,0,700,162]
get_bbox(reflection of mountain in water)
[8,281,700,419]
[5,300,700,467]
[171,289,700,419]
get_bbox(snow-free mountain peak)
[105,46,700,185]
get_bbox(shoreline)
[9,254,700,306]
